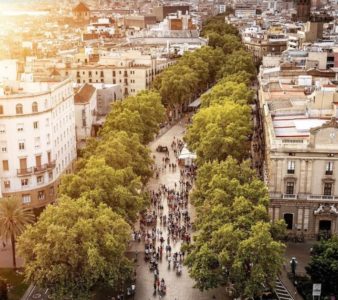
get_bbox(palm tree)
[0,196,35,269]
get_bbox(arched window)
[32,102,38,113]
[0,105,3,115]
[16,104,23,114]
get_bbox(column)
[306,160,313,194]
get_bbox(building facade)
[259,75,338,239]
[59,50,172,97]
[0,77,76,208]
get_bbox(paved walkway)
[130,122,227,300]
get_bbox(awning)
[179,146,197,160]
[188,97,201,108]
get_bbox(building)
[153,5,190,22]
[259,69,338,239]
[243,33,288,62]
[74,83,97,142]
[0,77,76,209]
[124,15,157,29]
[92,83,122,116]
[294,0,311,22]
[58,50,172,97]
[72,1,91,21]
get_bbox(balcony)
[34,165,47,174]
[282,194,297,200]
[307,195,335,201]
[17,167,33,176]
[46,160,56,170]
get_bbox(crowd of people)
[134,136,197,298]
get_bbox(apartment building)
[59,50,172,97]
[0,77,76,208]
[259,68,338,239]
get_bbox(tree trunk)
[11,234,16,269]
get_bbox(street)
[129,121,228,300]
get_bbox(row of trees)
[182,16,286,298]
[15,90,166,299]
[152,18,255,116]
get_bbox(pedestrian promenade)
[130,122,227,300]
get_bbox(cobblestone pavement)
[130,122,227,300]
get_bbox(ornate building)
[259,73,338,239]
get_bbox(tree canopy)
[184,102,252,163]
[182,15,285,298]
[306,236,338,297]
[100,90,165,145]
[184,158,285,297]
[17,197,132,300]
[59,157,147,224]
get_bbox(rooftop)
[74,83,96,104]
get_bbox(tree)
[120,91,166,144]
[153,64,199,109]
[218,49,256,79]
[201,81,253,108]
[231,222,285,298]
[221,34,243,55]
[184,102,252,163]
[0,196,34,268]
[306,236,338,297]
[83,131,153,184]
[17,196,132,299]
[59,157,147,223]
[99,103,145,143]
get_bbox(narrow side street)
[129,121,227,300]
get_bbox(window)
[100,71,104,77]
[38,191,45,201]
[37,175,44,184]
[113,71,116,77]
[33,121,38,129]
[324,182,333,195]
[21,179,29,187]
[326,162,333,175]
[32,102,38,113]
[2,160,8,171]
[4,180,10,189]
[48,172,53,180]
[0,105,3,115]
[0,125,5,134]
[34,137,40,148]
[16,104,23,114]
[18,141,25,150]
[17,123,24,132]
[286,181,295,195]
[22,194,31,204]
[287,160,295,174]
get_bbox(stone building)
[0,76,76,209]
[259,71,338,239]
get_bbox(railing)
[34,165,47,174]
[282,194,297,200]
[17,167,33,176]
[307,195,335,201]
[46,160,56,169]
